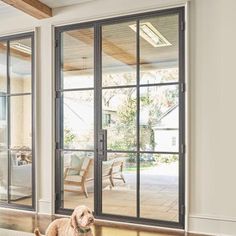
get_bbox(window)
[103,113,111,126]
[172,136,177,146]
[0,96,6,121]
[0,33,35,210]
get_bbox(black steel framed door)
[0,32,35,211]
[55,7,185,229]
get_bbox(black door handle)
[98,129,107,161]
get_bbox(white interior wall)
[188,0,236,235]
[0,0,236,235]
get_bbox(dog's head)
[70,205,94,230]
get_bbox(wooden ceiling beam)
[64,29,154,72]
[1,0,52,19]
[66,29,137,67]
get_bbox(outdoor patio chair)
[64,155,126,198]
[64,157,93,198]
[109,158,126,187]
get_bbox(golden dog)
[34,205,94,236]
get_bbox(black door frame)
[0,32,36,211]
[55,7,185,229]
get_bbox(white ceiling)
[0,1,17,14]
[39,0,94,8]
[0,0,94,16]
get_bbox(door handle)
[98,129,107,161]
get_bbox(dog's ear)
[70,211,77,229]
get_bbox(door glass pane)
[10,38,32,94]
[56,10,183,225]
[0,97,8,202]
[62,28,94,89]
[102,152,136,217]
[0,150,8,202]
[62,151,94,211]
[140,154,179,221]
[10,95,32,149]
[0,34,34,209]
[140,14,179,84]
[140,85,179,152]
[63,90,94,150]
[0,96,7,149]
[10,149,32,206]
[102,21,136,87]
[0,41,7,93]
[102,88,136,151]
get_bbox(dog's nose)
[89,217,94,223]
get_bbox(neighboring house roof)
[157,104,178,122]
[153,104,179,129]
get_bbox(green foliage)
[155,154,178,164]
[64,128,76,148]
[106,89,137,153]
[103,71,178,164]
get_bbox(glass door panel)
[102,88,137,151]
[62,28,94,90]
[0,41,7,93]
[59,28,95,212]
[102,152,137,217]
[101,20,138,217]
[138,13,180,223]
[10,38,32,94]
[0,150,8,202]
[102,21,136,87]
[140,153,179,221]
[99,12,182,223]
[0,44,8,202]
[56,7,184,228]
[140,85,179,152]
[140,14,179,84]
[10,95,32,148]
[63,90,94,150]
[10,95,32,206]
[62,151,94,210]
[0,34,34,209]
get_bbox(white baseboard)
[188,214,236,236]
[38,199,52,214]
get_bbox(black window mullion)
[136,19,140,219]
[95,22,102,216]
[55,29,63,210]
[101,82,180,90]
[178,9,185,228]
[6,40,10,204]
[59,87,95,92]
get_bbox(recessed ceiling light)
[129,22,171,47]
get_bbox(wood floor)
[0,209,207,236]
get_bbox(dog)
[34,205,94,236]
